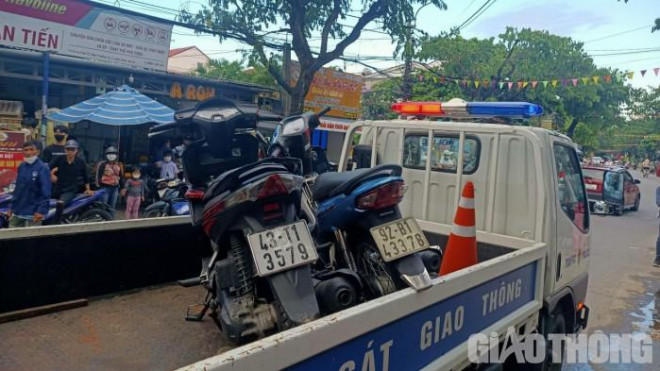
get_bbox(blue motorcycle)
[144,178,190,217]
[269,109,441,301]
[0,187,113,227]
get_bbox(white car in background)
[591,156,604,165]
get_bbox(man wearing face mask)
[7,140,51,228]
[95,146,123,218]
[159,150,178,180]
[42,125,68,163]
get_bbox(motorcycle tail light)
[356,181,406,210]
[185,189,205,200]
[257,175,289,199]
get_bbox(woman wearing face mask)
[95,146,124,218]
[159,150,178,180]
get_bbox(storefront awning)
[47,85,174,126]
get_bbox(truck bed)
[0,223,544,371]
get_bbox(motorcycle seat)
[310,164,402,201]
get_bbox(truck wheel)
[80,208,113,223]
[632,196,640,212]
[530,312,566,371]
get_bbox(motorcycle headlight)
[282,118,305,136]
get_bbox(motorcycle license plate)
[247,220,317,277]
[585,184,597,190]
[370,218,430,262]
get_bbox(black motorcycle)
[151,98,324,344]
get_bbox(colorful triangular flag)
[581,77,589,85]
[440,76,446,83]
[562,79,568,86]
[483,80,490,88]
[654,68,659,77]
[641,70,647,77]
[507,82,513,90]
[592,76,600,84]
[531,81,538,88]
[517,81,524,89]
[474,80,480,88]
[604,75,612,83]
[522,81,529,88]
[498,81,505,89]
[542,81,549,88]
[551,80,558,88]
[572,79,578,87]
[626,71,634,80]
[418,75,424,82]
[433,76,438,83]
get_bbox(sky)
[103,0,660,89]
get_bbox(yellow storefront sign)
[170,83,216,101]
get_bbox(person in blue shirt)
[7,140,51,228]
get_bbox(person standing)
[42,125,68,163]
[7,141,51,228]
[50,140,93,208]
[160,150,178,180]
[121,168,146,219]
[95,146,123,218]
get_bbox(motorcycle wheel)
[145,209,168,218]
[80,208,113,223]
[355,241,397,298]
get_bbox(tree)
[413,28,630,143]
[197,58,279,87]
[181,0,447,114]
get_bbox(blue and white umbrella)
[47,85,174,126]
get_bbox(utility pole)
[401,20,413,102]
[282,43,291,116]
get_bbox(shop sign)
[291,62,363,120]
[0,131,24,189]
[169,82,215,101]
[0,0,172,71]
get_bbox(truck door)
[552,143,590,287]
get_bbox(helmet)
[105,146,118,154]
[64,139,79,149]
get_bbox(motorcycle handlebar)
[316,107,331,118]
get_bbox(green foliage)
[180,0,447,113]
[197,58,279,87]
[363,28,633,150]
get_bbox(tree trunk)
[566,118,579,139]
[288,71,315,115]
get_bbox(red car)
[582,165,641,215]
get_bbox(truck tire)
[529,311,566,371]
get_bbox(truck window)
[554,144,589,233]
[403,135,480,174]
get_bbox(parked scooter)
[144,178,190,217]
[150,98,323,344]
[269,108,441,301]
[0,188,113,227]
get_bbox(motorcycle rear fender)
[267,264,320,324]
[391,253,432,291]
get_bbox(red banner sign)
[0,131,24,189]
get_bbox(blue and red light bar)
[391,100,544,118]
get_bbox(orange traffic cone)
[439,181,478,275]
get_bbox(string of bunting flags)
[415,67,660,90]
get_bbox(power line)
[585,47,660,52]
[583,25,654,44]
[590,48,660,57]
[454,0,497,33]
[458,0,480,17]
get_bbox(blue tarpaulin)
[47,85,174,126]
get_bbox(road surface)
[566,170,660,370]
